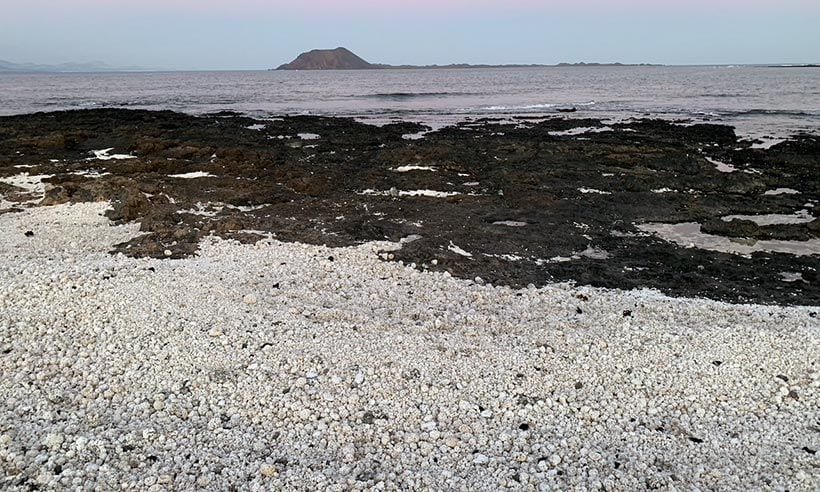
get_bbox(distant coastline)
[2,51,815,73]
[768,64,820,68]
[274,47,662,71]
[0,59,146,73]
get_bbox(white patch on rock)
[705,157,737,173]
[447,242,473,258]
[779,272,804,283]
[90,148,136,161]
[177,202,224,217]
[484,253,523,262]
[168,171,216,179]
[402,131,430,140]
[578,188,612,195]
[763,188,800,196]
[359,189,460,198]
[73,170,112,179]
[0,173,53,194]
[578,247,610,260]
[638,222,820,256]
[393,166,437,173]
[722,210,814,226]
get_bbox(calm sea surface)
[1,66,818,138]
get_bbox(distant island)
[275,47,660,70]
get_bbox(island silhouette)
[276,47,658,70]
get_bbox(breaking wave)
[481,101,596,111]
[481,103,556,111]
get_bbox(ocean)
[0,66,818,139]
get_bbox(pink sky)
[16,0,820,14]
[4,0,817,68]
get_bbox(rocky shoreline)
[0,109,818,305]
[0,109,818,490]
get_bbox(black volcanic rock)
[277,47,376,70]
[1,109,817,305]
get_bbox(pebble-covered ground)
[1,203,818,491]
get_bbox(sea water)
[0,66,817,139]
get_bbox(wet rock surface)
[0,109,817,305]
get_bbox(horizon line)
[2,62,820,74]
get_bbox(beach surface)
[0,110,818,490]
[0,201,818,490]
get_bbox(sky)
[1,0,819,70]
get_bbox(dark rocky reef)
[0,109,817,305]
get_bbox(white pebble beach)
[1,202,818,490]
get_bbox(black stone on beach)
[0,109,817,305]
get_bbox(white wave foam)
[482,103,556,111]
[550,126,612,136]
[750,138,786,150]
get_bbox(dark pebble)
[24,231,34,237]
